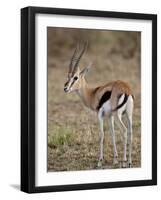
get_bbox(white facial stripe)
[65,77,76,92]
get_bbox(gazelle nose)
[64,87,68,92]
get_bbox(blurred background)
[47,27,141,171]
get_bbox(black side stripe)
[97,91,112,110]
[112,94,128,111]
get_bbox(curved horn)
[68,43,80,75]
[73,41,88,73]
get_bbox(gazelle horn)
[73,41,88,73]
[68,43,80,75]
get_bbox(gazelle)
[64,42,134,168]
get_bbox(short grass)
[48,127,74,148]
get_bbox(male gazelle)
[64,42,134,168]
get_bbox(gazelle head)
[64,41,91,93]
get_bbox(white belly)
[101,94,127,115]
[102,100,111,113]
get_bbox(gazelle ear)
[79,62,92,76]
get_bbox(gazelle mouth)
[64,87,71,93]
[64,88,69,93]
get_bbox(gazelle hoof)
[128,162,132,168]
[113,159,119,165]
[122,161,127,168]
[97,160,102,167]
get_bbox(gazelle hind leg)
[126,96,134,167]
[97,109,105,167]
[108,114,118,165]
[114,111,127,166]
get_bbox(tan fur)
[74,77,133,112]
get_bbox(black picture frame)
[21,6,157,193]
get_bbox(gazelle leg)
[127,114,133,167]
[97,110,104,167]
[114,112,127,165]
[108,114,118,164]
[126,97,133,167]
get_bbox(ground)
[47,28,141,171]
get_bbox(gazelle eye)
[74,76,78,80]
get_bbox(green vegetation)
[48,127,74,148]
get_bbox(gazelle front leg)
[108,114,118,165]
[97,110,105,167]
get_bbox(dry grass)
[47,28,141,171]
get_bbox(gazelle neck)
[76,77,93,110]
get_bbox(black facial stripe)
[65,76,77,88]
[64,80,70,87]
[97,91,112,110]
